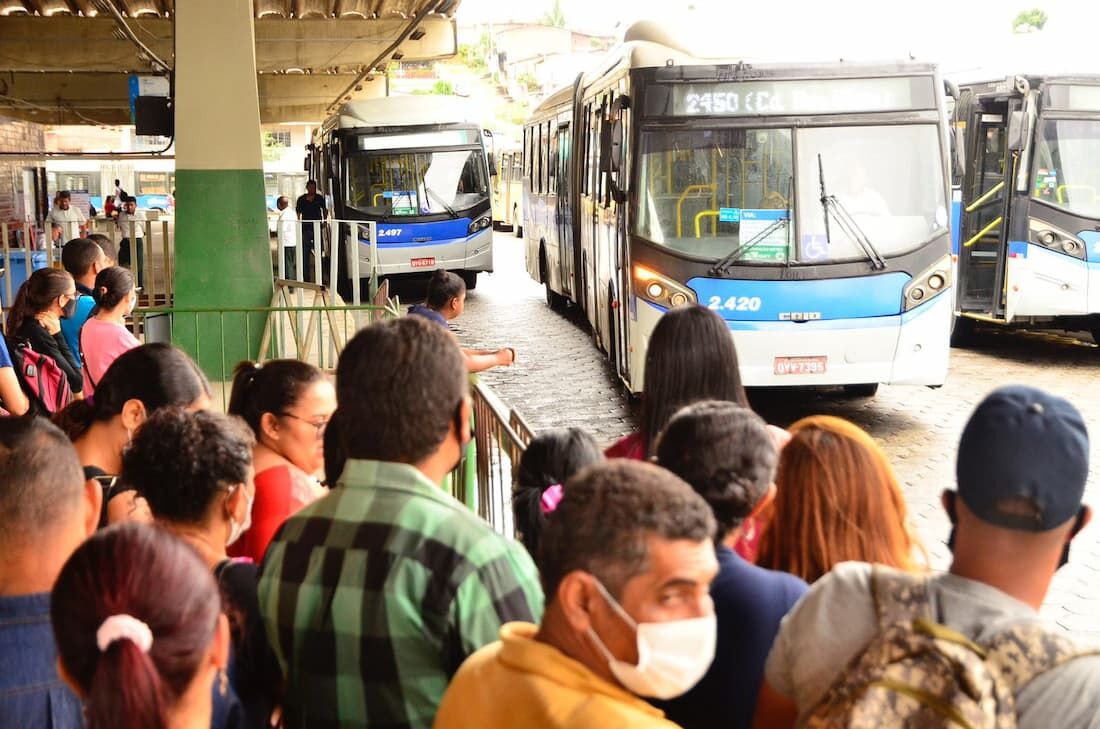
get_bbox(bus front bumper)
[357,227,493,276]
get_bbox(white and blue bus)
[951,74,1100,345]
[310,96,496,293]
[522,24,954,396]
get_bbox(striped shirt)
[257,459,543,729]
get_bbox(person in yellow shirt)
[434,459,720,729]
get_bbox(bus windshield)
[1031,119,1100,220]
[795,125,947,263]
[345,148,489,217]
[635,128,795,262]
[635,124,946,264]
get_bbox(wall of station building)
[0,116,45,244]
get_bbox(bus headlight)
[903,255,952,311]
[1029,219,1085,260]
[468,216,492,235]
[634,266,696,309]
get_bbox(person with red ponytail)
[51,523,231,729]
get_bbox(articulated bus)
[951,74,1100,345]
[308,96,495,293]
[522,25,953,395]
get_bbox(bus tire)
[540,248,565,310]
[842,383,879,398]
[607,286,618,378]
[515,224,523,239]
[461,271,479,290]
[951,315,977,347]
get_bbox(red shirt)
[229,464,320,563]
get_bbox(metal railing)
[449,378,535,537]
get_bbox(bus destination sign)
[663,77,933,117]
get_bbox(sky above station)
[456,0,1100,75]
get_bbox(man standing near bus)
[46,191,87,243]
[295,179,327,283]
[276,195,298,280]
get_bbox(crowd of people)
[1,264,1098,728]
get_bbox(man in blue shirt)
[408,269,516,373]
[60,237,108,367]
[0,417,100,729]
[653,401,807,729]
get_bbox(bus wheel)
[951,315,977,347]
[513,205,522,238]
[461,271,479,290]
[515,224,523,239]
[842,383,879,398]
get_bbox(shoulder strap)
[871,564,934,629]
[984,622,1100,693]
[79,324,99,390]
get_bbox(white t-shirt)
[117,209,147,238]
[277,206,298,248]
[766,561,1100,729]
[47,206,85,239]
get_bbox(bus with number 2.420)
[522,22,954,396]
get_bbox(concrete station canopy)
[0,0,461,124]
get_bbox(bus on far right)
[951,74,1100,345]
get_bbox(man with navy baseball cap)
[755,385,1100,729]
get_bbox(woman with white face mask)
[79,265,140,397]
[121,407,280,729]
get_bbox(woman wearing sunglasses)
[226,359,335,563]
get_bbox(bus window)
[634,128,793,260]
[345,149,489,216]
[795,125,946,263]
[1031,119,1100,219]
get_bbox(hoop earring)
[218,669,229,697]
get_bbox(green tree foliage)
[1013,8,1048,32]
[541,0,566,28]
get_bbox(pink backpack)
[9,338,74,414]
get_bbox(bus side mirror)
[609,119,624,173]
[1007,111,1029,152]
[303,156,311,172]
[952,126,966,181]
[488,153,498,177]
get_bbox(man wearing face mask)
[434,459,720,729]
[755,385,1100,729]
[122,407,281,729]
[258,316,543,729]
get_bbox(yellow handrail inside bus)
[1056,184,1097,204]
[676,184,717,238]
[965,181,1004,213]
[694,210,720,238]
[373,193,385,206]
[963,216,1003,248]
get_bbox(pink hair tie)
[96,614,153,653]
[540,484,564,514]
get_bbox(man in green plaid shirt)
[258,317,544,729]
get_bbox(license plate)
[774,356,827,375]
[410,257,436,268]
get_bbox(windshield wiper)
[818,155,886,270]
[423,185,457,218]
[710,175,793,276]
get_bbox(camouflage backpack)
[805,565,1089,729]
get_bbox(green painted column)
[172,0,271,380]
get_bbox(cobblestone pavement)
[453,232,1100,642]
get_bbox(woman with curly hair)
[122,408,279,729]
[756,415,926,584]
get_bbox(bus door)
[555,122,575,298]
[957,105,1012,318]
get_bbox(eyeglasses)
[278,412,329,438]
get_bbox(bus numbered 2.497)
[522,23,954,396]
[951,74,1100,345]
[308,96,495,295]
